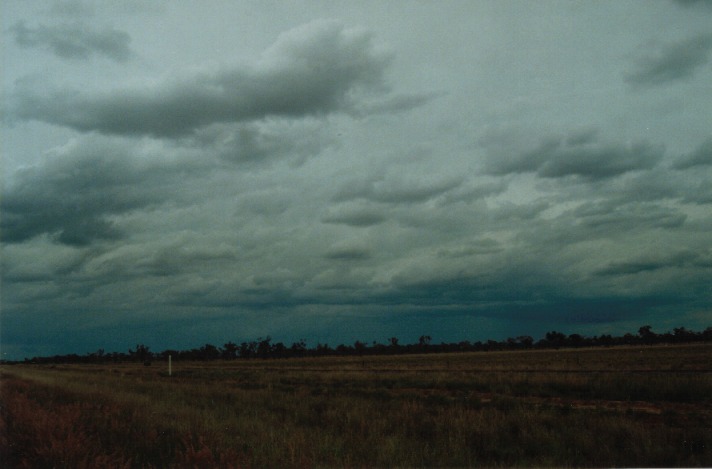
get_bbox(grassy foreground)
[1,344,711,468]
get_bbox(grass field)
[2,344,711,468]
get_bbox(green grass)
[2,344,711,467]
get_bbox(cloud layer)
[2,3,711,360]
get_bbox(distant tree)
[198,344,221,360]
[418,335,432,347]
[486,339,500,351]
[336,344,352,355]
[544,331,566,349]
[129,344,152,362]
[638,325,657,344]
[354,341,366,356]
[222,342,239,359]
[455,340,470,352]
[673,327,692,343]
[256,337,272,358]
[290,339,307,357]
[238,341,255,358]
[87,349,105,363]
[597,334,614,347]
[372,341,387,354]
[567,334,585,348]
[703,327,712,341]
[272,342,287,358]
[517,336,534,349]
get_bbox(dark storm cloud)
[12,20,401,138]
[169,281,303,311]
[672,137,712,169]
[436,238,502,258]
[350,92,439,116]
[528,200,689,248]
[11,21,133,62]
[441,180,509,205]
[370,177,465,204]
[605,169,685,203]
[1,138,190,245]
[324,246,372,260]
[489,201,550,222]
[681,181,712,204]
[595,250,701,276]
[375,255,571,315]
[572,201,686,232]
[485,131,664,179]
[136,244,240,278]
[593,137,712,204]
[321,207,387,227]
[493,297,678,327]
[332,174,464,204]
[4,3,712,362]
[625,33,712,86]
[192,120,332,165]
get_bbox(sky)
[2,0,711,360]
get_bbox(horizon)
[9,323,711,363]
[2,1,712,362]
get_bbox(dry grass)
[2,344,711,467]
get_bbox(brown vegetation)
[2,344,711,467]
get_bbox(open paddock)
[2,344,711,467]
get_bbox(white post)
[168,354,172,377]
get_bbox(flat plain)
[2,343,711,468]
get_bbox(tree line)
[11,325,712,365]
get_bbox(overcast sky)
[2,0,711,360]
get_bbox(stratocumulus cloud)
[484,130,664,179]
[12,20,404,137]
[1,136,203,245]
[672,137,712,169]
[625,33,712,86]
